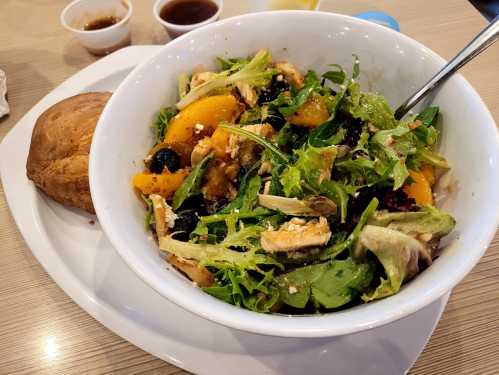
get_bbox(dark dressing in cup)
[160,0,218,25]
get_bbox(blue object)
[353,11,400,32]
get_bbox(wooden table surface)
[1,0,498,374]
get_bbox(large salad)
[133,50,455,314]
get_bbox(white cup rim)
[153,0,224,32]
[60,0,133,35]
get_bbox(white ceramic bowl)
[90,11,499,338]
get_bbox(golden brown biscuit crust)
[26,92,112,214]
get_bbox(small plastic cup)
[153,0,224,39]
[61,0,133,56]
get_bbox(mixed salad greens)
[132,50,455,314]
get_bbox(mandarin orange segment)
[403,169,433,205]
[133,169,189,198]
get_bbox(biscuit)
[26,92,111,214]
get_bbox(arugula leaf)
[416,106,439,126]
[277,123,309,151]
[219,124,290,163]
[276,258,373,309]
[319,180,354,223]
[204,267,279,312]
[172,153,213,210]
[200,207,273,224]
[320,197,379,259]
[272,71,322,117]
[322,64,347,85]
[218,165,260,214]
[152,107,178,143]
[308,121,346,147]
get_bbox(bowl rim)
[90,10,499,338]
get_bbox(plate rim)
[0,44,450,374]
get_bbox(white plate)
[0,46,448,375]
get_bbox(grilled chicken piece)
[150,194,177,237]
[191,137,213,166]
[229,123,275,167]
[168,255,214,287]
[275,62,305,89]
[190,71,217,88]
[236,81,258,107]
[261,217,331,252]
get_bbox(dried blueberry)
[172,209,199,241]
[341,118,364,148]
[264,111,286,131]
[258,75,290,105]
[179,195,208,216]
[149,148,180,174]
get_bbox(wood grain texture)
[0,0,498,374]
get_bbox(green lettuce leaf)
[355,225,431,302]
[344,82,397,130]
[370,123,415,189]
[416,148,450,169]
[369,205,456,238]
[159,225,280,270]
[294,145,338,188]
[276,258,374,309]
[177,50,276,109]
[280,166,303,197]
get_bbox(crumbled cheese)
[164,201,178,228]
[194,123,205,134]
[288,286,298,294]
[276,74,284,81]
